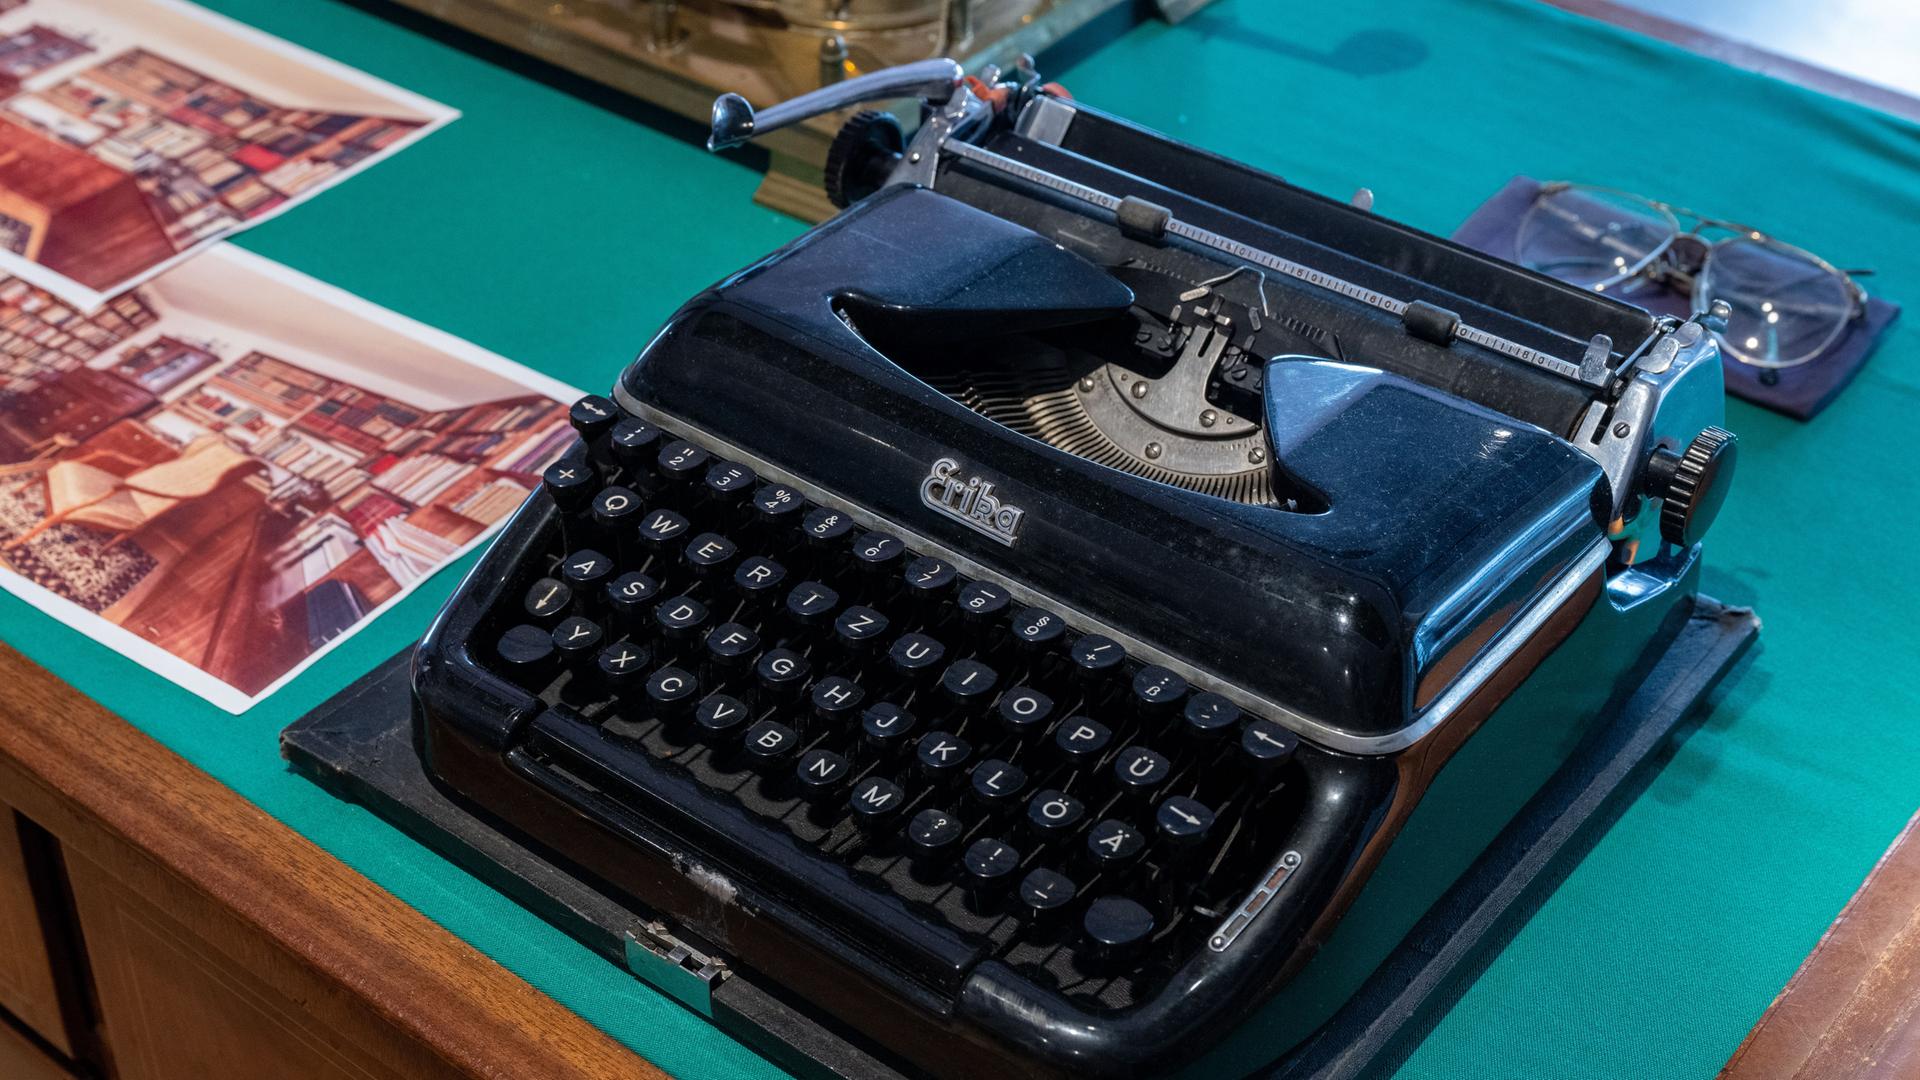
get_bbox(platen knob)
[1648,426,1738,547]
[823,110,904,209]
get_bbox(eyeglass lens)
[1516,185,1854,370]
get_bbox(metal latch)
[622,920,729,1016]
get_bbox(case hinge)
[622,920,729,1016]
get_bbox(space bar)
[526,707,985,993]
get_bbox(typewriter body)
[413,61,1736,1077]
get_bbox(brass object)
[386,0,1211,219]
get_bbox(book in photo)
[0,0,457,310]
[0,244,578,712]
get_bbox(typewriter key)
[701,623,759,673]
[1180,692,1240,746]
[559,550,613,600]
[1010,606,1065,652]
[692,693,751,745]
[1111,746,1172,803]
[887,633,946,685]
[594,641,652,692]
[652,595,708,641]
[741,719,799,773]
[636,508,691,552]
[794,749,852,804]
[832,605,891,656]
[955,581,1011,626]
[905,808,964,876]
[997,686,1054,737]
[810,676,866,727]
[914,731,972,787]
[1052,716,1112,769]
[1240,719,1299,779]
[848,776,906,831]
[960,838,1022,911]
[591,486,645,539]
[540,458,595,515]
[644,666,700,718]
[801,507,855,551]
[551,616,603,665]
[1024,789,1085,843]
[604,572,659,629]
[522,577,572,625]
[732,556,787,606]
[754,648,812,703]
[751,484,806,530]
[968,759,1028,814]
[1081,896,1155,968]
[903,556,958,608]
[784,581,840,628]
[1154,795,1217,852]
[938,659,999,708]
[701,460,756,504]
[656,439,709,484]
[567,394,619,445]
[852,531,905,576]
[1130,665,1189,718]
[1016,868,1079,929]
[860,702,918,758]
[608,417,660,472]
[496,624,556,682]
[1085,819,1147,875]
[683,532,738,577]
[1068,634,1126,680]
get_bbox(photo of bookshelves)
[0,250,569,703]
[146,349,569,614]
[0,1,450,302]
[5,44,427,251]
[0,279,155,396]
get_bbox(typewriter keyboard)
[483,396,1312,1006]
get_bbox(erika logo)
[920,458,1024,546]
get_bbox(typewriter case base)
[418,490,1705,1079]
[401,102,1733,1076]
[286,576,1748,1079]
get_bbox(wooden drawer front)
[0,809,74,1057]
[64,852,418,1080]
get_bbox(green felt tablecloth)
[5,0,1918,1076]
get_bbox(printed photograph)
[0,0,455,309]
[0,244,574,711]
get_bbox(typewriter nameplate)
[920,457,1024,546]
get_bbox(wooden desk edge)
[1719,808,1920,1079]
[0,642,661,1080]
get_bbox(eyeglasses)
[1516,182,1870,371]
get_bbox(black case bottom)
[280,598,1758,1080]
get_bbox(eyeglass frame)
[1528,181,1871,367]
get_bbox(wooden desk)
[0,643,658,1079]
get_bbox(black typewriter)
[413,60,1738,1077]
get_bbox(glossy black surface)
[622,186,1607,739]
[411,84,1702,1080]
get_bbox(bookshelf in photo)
[142,351,566,628]
[2,47,428,251]
[0,278,157,397]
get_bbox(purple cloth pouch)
[1452,176,1900,420]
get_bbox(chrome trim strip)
[1210,850,1301,952]
[614,388,1609,756]
[941,139,1600,386]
